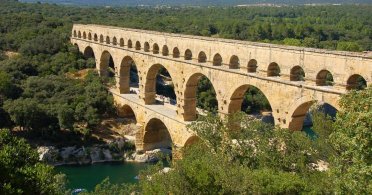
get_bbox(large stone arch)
[345,73,368,90]
[227,84,274,114]
[99,50,115,77]
[118,55,139,94]
[117,104,138,122]
[286,96,340,131]
[144,63,177,105]
[142,117,173,151]
[83,46,95,59]
[182,72,219,121]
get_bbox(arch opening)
[229,55,240,69]
[120,38,124,47]
[143,118,172,151]
[198,51,207,63]
[78,31,81,38]
[144,42,150,52]
[113,37,117,45]
[117,105,137,124]
[94,34,98,42]
[99,35,104,43]
[213,53,222,66]
[183,73,218,121]
[88,33,92,40]
[228,85,274,124]
[289,101,338,137]
[128,40,133,48]
[347,74,367,90]
[153,43,159,54]
[83,46,96,68]
[100,51,115,80]
[135,41,141,50]
[73,30,77,37]
[119,56,139,94]
[162,45,169,56]
[316,70,334,86]
[248,59,258,73]
[106,36,110,44]
[145,64,176,105]
[267,62,281,77]
[290,66,305,81]
[184,49,192,60]
[83,32,86,39]
[173,47,180,58]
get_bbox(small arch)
[128,39,133,48]
[173,47,180,58]
[94,34,98,41]
[162,45,169,56]
[184,49,192,60]
[247,59,257,73]
[112,37,117,45]
[229,55,240,69]
[106,36,110,44]
[316,70,334,86]
[78,31,81,38]
[153,43,159,54]
[88,33,92,40]
[119,56,139,94]
[83,46,95,59]
[347,74,367,90]
[73,30,77,37]
[99,35,104,43]
[144,42,150,52]
[135,41,141,50]
[267,62,280,77]
[83,32,87,39]
[213,53,222,66]
[290,66,305,81]
[120,38,124,47]
[198,51,207,63]
[99,50,115,78]
[143,118,172,151]
[184,136,200,147]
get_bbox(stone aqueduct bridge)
[71,24,372,152]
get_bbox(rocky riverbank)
[37,139,172,165]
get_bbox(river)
[55,162,148,191]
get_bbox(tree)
[0,129,66,194]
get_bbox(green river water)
[55,162,148,191]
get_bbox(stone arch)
[183,135,200,147]
[83,46,95,59]
[346,74,367,90]
[99,35,104,43]
[142,118,173,151]
[144,42,150,52]
[227,84,273,114]
[184,49,192,60]
[183,73,219,121]
[99,50,115,77]
[135,41,141,50]
[88,32,92,40]
[144,64,176,105]
[83,32,86,39]
[162,45,169,56]
[213,53,222,66]
[287,97,339,131]
[290,66,305,81]
[120,38,124,47]
[198,51,207,63]
[118,56,138,94]
[94,34,98,41]
[247,59,258,73]
[128,39,133,48]
[117,104,137,122]
[229,55,240,69]
[113,37,117,45]
[173,47,180,58]
[316,69,334,86]
[106,36,110,44]
[267,62,280,77]
[73,30,77,37]
[153,43,159,54]
[78,31,81,38]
